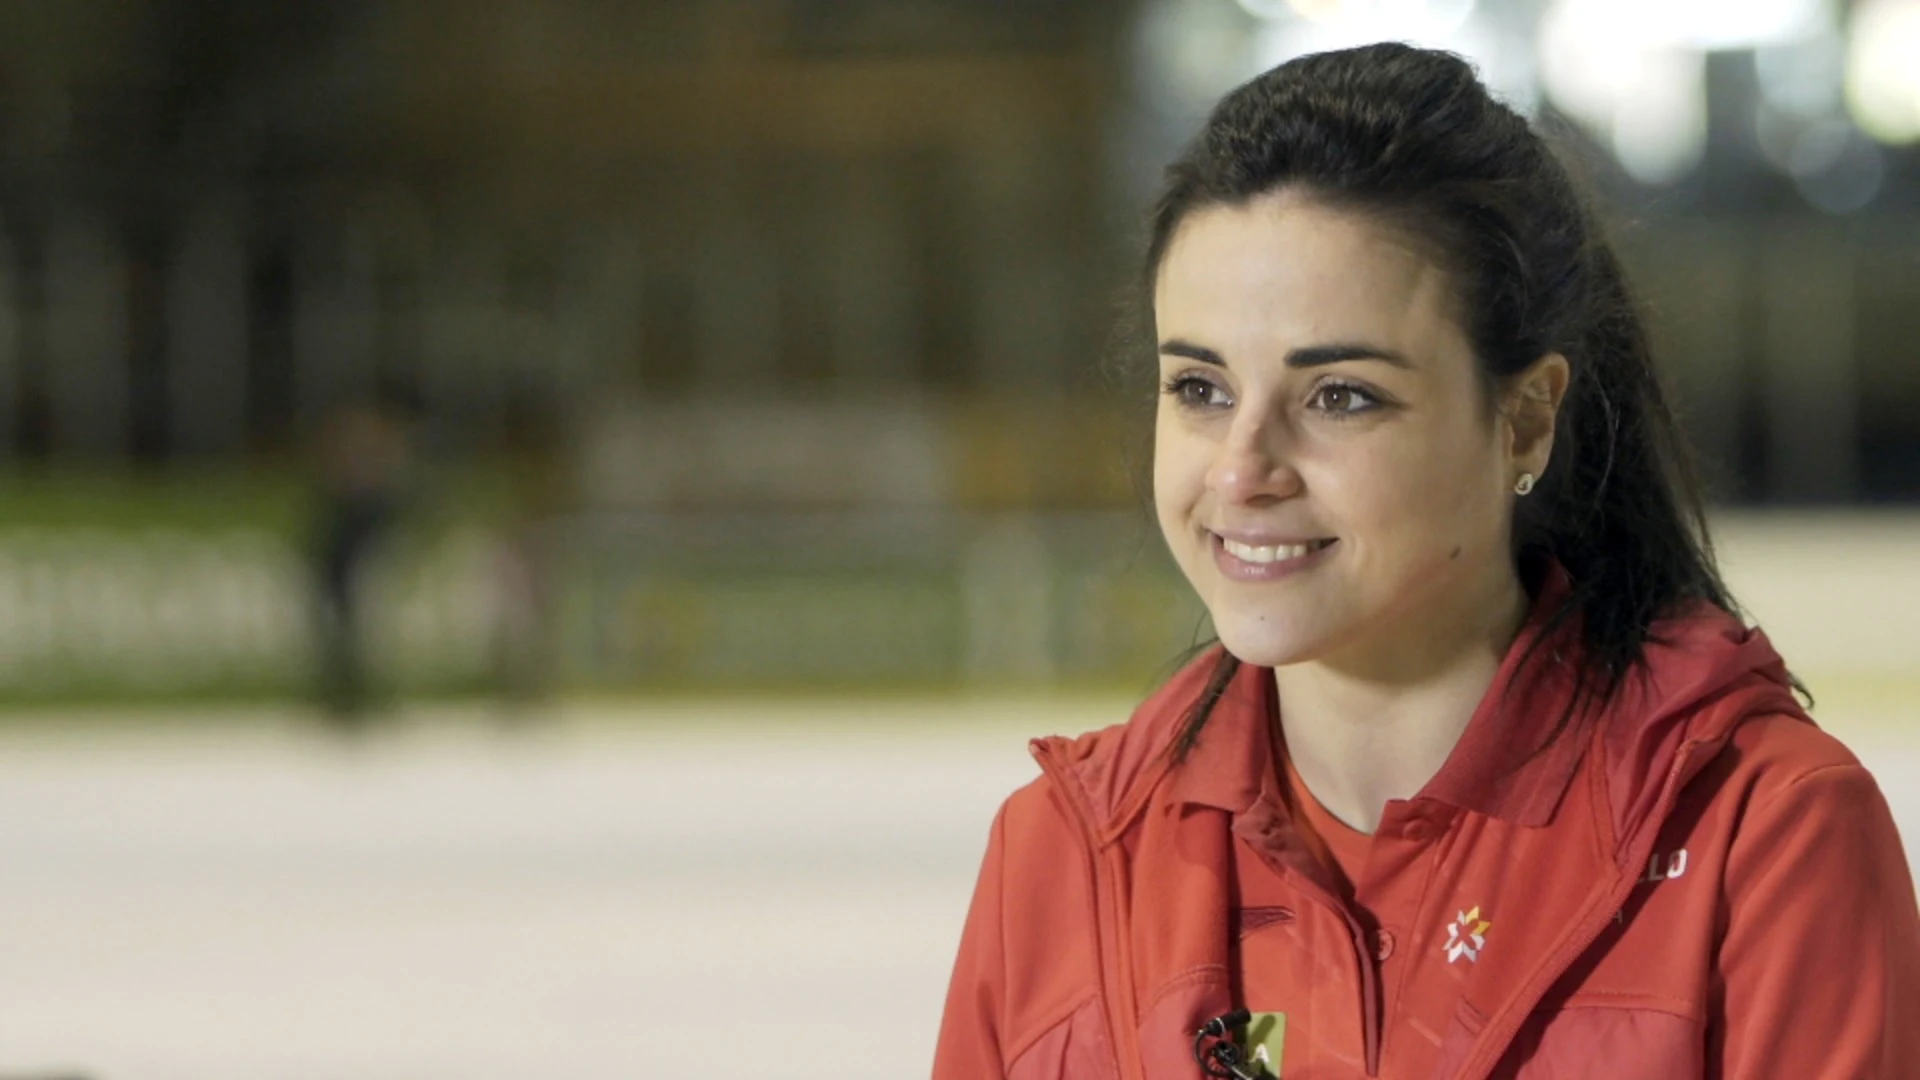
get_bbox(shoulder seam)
[1776,759,1869,791]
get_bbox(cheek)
[1313,422,1503,547]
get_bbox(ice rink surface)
[0,691,1915,1080]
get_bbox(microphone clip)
[1191,1008,1267,1079]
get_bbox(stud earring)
[1515,473,1536,496]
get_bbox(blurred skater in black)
[310,385,420,724]
[492,381,572,719]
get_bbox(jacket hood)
[1032,577,1805,853]
[1597,604,1801,850]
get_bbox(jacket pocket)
[1008,996,1122,1080]
[1435,1000,1703,1079]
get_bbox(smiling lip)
[1209,533,1336,582]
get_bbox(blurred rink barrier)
[0,472,495,704]
[0,523,494,702]
[0,472,1910,706]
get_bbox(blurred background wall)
[0,0,1912,705]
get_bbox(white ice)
[0,693,1912,1080]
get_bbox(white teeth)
[1221,538,1323,564]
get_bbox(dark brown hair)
[1145,44,1749,758]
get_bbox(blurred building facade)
[0,0,1913,700]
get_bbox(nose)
[1206,411,1303,505]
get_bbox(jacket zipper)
[1452,736,1723,1080]
[1033,743,1150,1080]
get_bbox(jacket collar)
[1166,567,1592,828]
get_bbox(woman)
[933,44,1920,1080]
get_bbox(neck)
[1274,564,1531,833]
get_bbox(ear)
[1502,352,1570,481]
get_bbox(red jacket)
[934,600,1920,1079]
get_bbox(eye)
[1162,373,1232,410]
[1308,381,1382,416]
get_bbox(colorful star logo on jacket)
[1445,906,1492,964]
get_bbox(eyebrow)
[1158,339,1412,370]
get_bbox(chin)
[1210,610,1332,669]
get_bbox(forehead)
[1153,191,1466,361]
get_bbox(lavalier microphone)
[1192,1009,1265,1079]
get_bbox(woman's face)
[1152,191,1555,673]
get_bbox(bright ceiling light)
[1538,0,1833,184]
[1845,0,1920,144]
[1539,0,1830,53]
[1253,0,1484,60]
[1238,0,1479,33]
[1251,0,1531,114]
[1607,53,1709,184]
[1284,0,1346,21]
[1538,0,1709,183]
[1538,0,1646,129]
[1666,0,1831,50]
[1232,0,1301,19]
[1755,31,1846,119]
